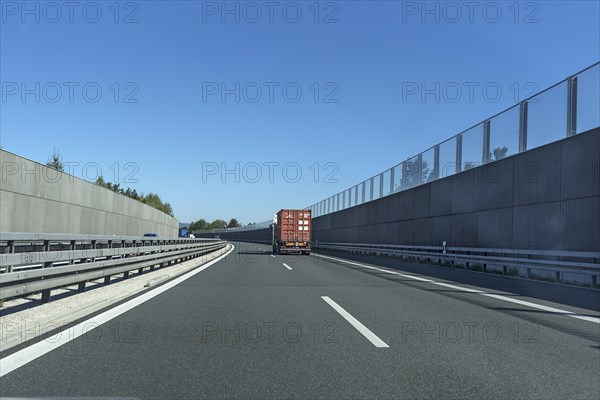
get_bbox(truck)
[272,209,312,255]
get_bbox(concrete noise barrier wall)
[0,150,179,237]
[195,228,272,243]
[312,128,599,252]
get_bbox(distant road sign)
[181,229,187,237]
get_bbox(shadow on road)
[314,249,600,312]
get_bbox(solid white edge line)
[431,281,483,294]
[321,296,389,348]
[315,253,600,325]
[316,254,432,282]
[282,263,292,270]
[480,293,600,324]
[0,245,235,377]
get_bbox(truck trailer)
[272,209,312,255]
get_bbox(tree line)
[188,218,257,231]
[45,150,174,217]
[94,176,174,217]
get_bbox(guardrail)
[313,242,600,288]
[0,233,227,302]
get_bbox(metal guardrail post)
[7,240,15,273]
[91,240,97,263]
[482,250,487,272]
[100,240,110,284]
[41,289,51,303]
[70,240,76,265]
[43,240,53,268]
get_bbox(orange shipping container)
[273,209,312,254]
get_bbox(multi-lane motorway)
[1,242,599,399]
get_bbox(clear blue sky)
[1,0,599,224]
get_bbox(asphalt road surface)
[1,242,599,400]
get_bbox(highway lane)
[0,242,599,399]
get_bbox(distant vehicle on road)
[189,234,195,238]
[143,233,159,238]
[272,209,311,255]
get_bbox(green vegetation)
[188,219,210,231]
[529,271,555,283]
[44,150,174,217]
[46,148,64,171]
[471,263,484,272]
[491,146,509,161]
[94,176,174,217]
[463,162,478,171]
[188,218,241,231]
